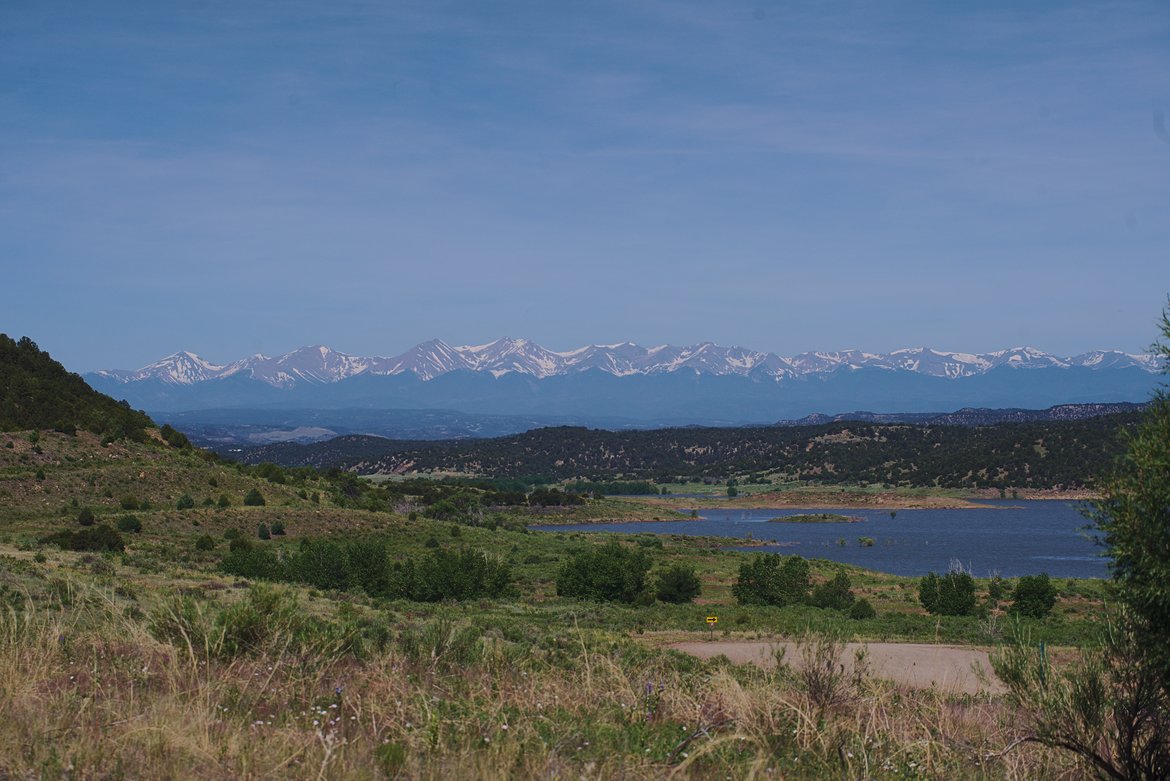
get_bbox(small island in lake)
[767,513,864,523]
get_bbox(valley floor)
[0,430,1111,779]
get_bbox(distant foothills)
[82,339,1163,439]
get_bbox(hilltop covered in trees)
[0,334,155,440]
[237,413,1139,491]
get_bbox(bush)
[217,494,231,508]
[194,534,216,551]
[257,523,271,540]
[253,462,286,484]
[556,541,651,603]
[116,514,142,533]
[288,540,350,591]
[119,495,139,510]
[243,488,265,507]
[732,554,810,607]
[397,547,513,602]
[849,598,877,619]
[159,424,191,449]
[811,571,856,611]
[270,520,286,536]
[528,487,584,507]
[76,507,95,526]
[221,546,283,580]
[655,564,702,603]
[175,494,195,510]
[41,524,125,552]
[988,574,1008,602]
[919,571,977,616]
[216,586,307,657]
[1011,573,1058,618]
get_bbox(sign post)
[705,615,718,636]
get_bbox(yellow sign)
[705,615,718,626]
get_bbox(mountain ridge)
[92,339,1162,387]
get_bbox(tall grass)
[0,580,1097,779]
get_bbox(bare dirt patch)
[672,640,1003,695]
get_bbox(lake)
[532,500,1110,578]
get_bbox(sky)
[2,0,1168,372]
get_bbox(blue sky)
[2,0,1168,371]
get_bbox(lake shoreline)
[629,488,1096,511]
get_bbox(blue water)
[532,500,1109,578]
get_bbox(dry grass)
[0,579,1093,780]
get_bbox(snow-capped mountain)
[93,339,1161,387]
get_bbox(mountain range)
[92,338,1160,386]
[84,338,1164,430]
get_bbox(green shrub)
[810,571,856,611]
[655,564,702,603]
[849,598,877,619]
[216,586,306,657]
[159,424,191,449]
[217,494,231,508]
[243,488,265,507]
[1011,573,1058,618]
[76,507,95,526]
[175,494,195,510]
[253,463,286,485]
[270,521,286,536]
[41,524,125,552]
[288,540,350,591]
[194,534,216,551]
[116,515,142,533]
[119,495,139,510]
[988,574,1008,601]
[556,541,651,603]
[919,571,977,616]
[397,547,513,602]
[221,546,283,580]
[257,523,271,540]
[732,554,811,607]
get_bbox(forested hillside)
[240,413,1140,490]
[0,334,155,440]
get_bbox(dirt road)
[671,640,1004,695]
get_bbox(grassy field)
[0,429,1115,779]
